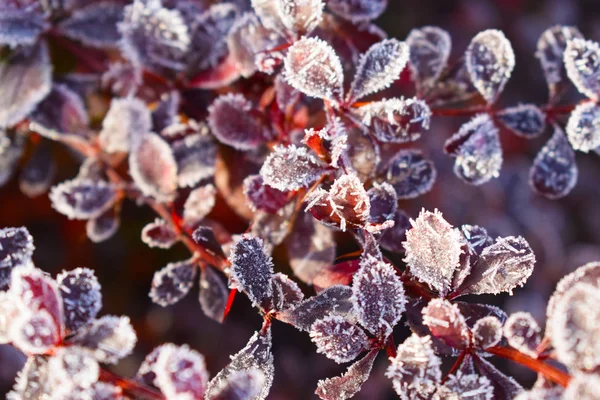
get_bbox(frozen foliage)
[530,125,578,199]
[150,259,197,306]
[466,30,515,103]
[199,265,229,322]
[49,179,118,220]
[472,316,503,349]
[19,142,56,198]
[11,310,61,354]
[271,273,304,312]
[403,209,463,296]
[152,344,209,399]
[129,132,178,202]
[367,182,397,224]
[99,97,152,153]
[435,371,494,400]
[284,37,344,103]
[192,226,226,260]
[210,369,265,400]
[315,349,378,400]
[183,185,217,226]
[384,149,437,199]
[30,84,89,138]
[461,225,493,256]
[206,328,274,400]
[310,315,368,364]
[536,25,583,95]
[260,145,325,191]
[562,373,600,400]
[496,104,546,139]
[385,334,442,400]
[564,38,600,101]
[252,0,323,38]
[475,355,523,398]
[503,312,541,357]
[326,0,387,22]
[347,39,409,103]
[141,218,178,249]
[57,268,102,332]
[171,126,217,188]
[7,356,51,399]
[351,255,406,338]
[565,102,600,153]
[379,209,412,253]
[422,299,470,349]
[514,387,563,400]
[86,207,120,244]
[0,227,34,289]
[47,346,100,390]
[57,2,124,49]
[244,175,289,214]
[406,26,452,93]
[229,235,274,311]
[0,8,48,48]
[445,114,503,185]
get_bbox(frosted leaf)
[475,357,523,399]
[10,309,61,354]
[351,254,405,338]
[315,349,378,400]
[277,0,323,37]
[458,236,535,296]
[435,371,494,400]
[58,2,123,49]
[551,283,600,370]
[7,355,52,399]
[119,0,190,73]
[428,55,479,107]
[141,218,178,249]
[503,312,540,357]
[48,346,99,389]
[244,175,289,214]
[57,268,102,333]
[171,128,217,188]
[565,101,600,153]
[152,91,180,133]
[326,0,387,22]
[384,149,437,199]
[129,132,178,202]
[347,39,409,103]
[0,42,52,128]
[406,26,452,93]
[86,206,120,243]
[496,104,546,139]
[0,8,48,48]
[0,291,20,342]
[249,205,295,253]
[402,209,463,296]
[563,373,600,400]
[251,0,285,34]
[199,265,228,322]
[367,182,397,225]
[0,227,34,289]
[271,273,304,312]
[536,25,583,97]
[284,37,344,104]
[192,226,226,259]
[472,316,503,349]
[422,299,470,349]
[379,209,412,253]
[153,344,209,399]
[444,114,503,186]
[385,334,442,400]
[68,315,137,364]
[183,185,217,226]
[229,235,274,311]
[309,315,368,364]
[260,144,325,191]
[208,94,271,150]
[101,61,142,96]
[529,125,577,199]
[99,97,151,153]
[564,38,600,101]
[19,141,56,198]
[50,179,118,220]
[209,369,265,400]
[275,73,301,110]
[88,382,124,400]
[150,259,197,307]
[29,84,89,138]
[456,302,508,327]
[465,30,515,103]
[514,387,563,400]
[461,225,493,256]
[358,97,432,143]
[205,327,274,400]
[277,285,354,331]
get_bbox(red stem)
[442,350,467,384]
[99,368,165,400]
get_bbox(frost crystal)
[564,38,600,101]
[209,369,265,400]
[183,185,217,226]
[7,355,52,399]
[385,334,442,400]
[276,0,324,37]
[57,2,124,49]
[445,114,503,185]
[260,145,325,191]
[403,209,463,296]
[171,127,217,188]
[461,225,493,256]
[496,104,546,139]
[10,309,61,354]
[347,39,409,103]
[406,26,452,93]
[422,299,470,349]
[57,268,102,332]
[536,25,583,95]
[351,255,405,338]
[565,101,600,153]
[0,227,34,288]
[47,346,100,390]
[473,316,503,349]
[466,29,515,103]
[310,315,368,364]
[229,235,274,311]
[384,149,437,199]
[326,0,387,22]
[435,371,494,400]
[141,218,179,249]
[49,179,118,220]
[153,344,209,399]
[315,349,378,400]
[150,260,197,307]
[529,125,578,199]
[284,37,344,103]
[504,312,541,357]
[562,373,600,400]
[100,97,152,153]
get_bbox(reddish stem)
[442,350,467,384]
[99,368,165,400]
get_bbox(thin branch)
[99,368,165,400]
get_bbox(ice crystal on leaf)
[252,0,323,38]
[565,101,600,153]
[310,315,368,364]
[271,273,304,312]
[152,344,209,400]
[0,227,34,289]
[347,39,409,104]
[229,235,274,311]
[564,38,600,101]
[244,175,289,214]
[99,97,152,154]
[141,218,178,249]
[260,144,325,191]
[183,185,217,226]
[406,26,452,93]
[210,369,265,400]
[284,37,344,104]
[496,104,546,139]
[7,355,51,400]
[57,2,124,49]
[461,225,493,256]
[170,126,217,188]
[466,30,515,104]
[422,299,470,349]
[57,267,102,333]
[367,182,397,225]
[50,179,118,220]
[385,334,442,400]
[47,346,100,390]
[384,149,437,199]
[30,84,89,139]
[472,316,503,349]
[150,259,197,307]
[0,7,48,48]
[562,373,600,400]
[10,309,61,354]
[403,209,463,296]
[86,207,120,244]
[315,349,378,400]
[503,312,541,357]
[326,0,387,22]
[435,371,494,400]
[530,125,578,199]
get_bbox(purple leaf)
[260,144,325,191]
[379,209,411,253]
[57,267,102,333]
[496,104,546,139]
[315,349,378,400]
[244,175,289,214]
[406,26,452,93]
[326,0,387,22]
[30,83,89,138]
[475,357,523,400]
[0,8,48,48]
[171,125,217,188]
[0,227,34,289]
[19,141,56,198]
[504,312,541,357]
[150,260,197,307]
[8,356,52,399]
[153,344,209,399]
[384,149,437,199]
[271,273,304,312]
[209,369,265,400]
[10,309,61,354]
[192,226,226,259]
[564,38,600,101]
[310,315,368,364]
[141,218,178,249]
[422,299,470,349]
[199,265,228,322]
[183,185,217,227]
[367,182,397,225]
[565,101,600,153]
[473,316,503,350]
[86,206,121,243]
[49,179,118,220]
[100,97,151,153]
[58,2,124,49]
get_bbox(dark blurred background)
[2,0,600,398]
